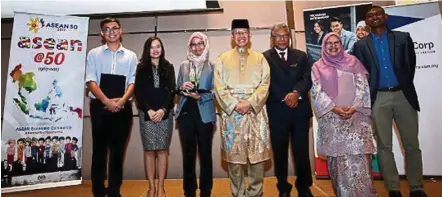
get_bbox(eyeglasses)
[102,26,120,33]
[326,41,341,46]
[272,34,290,40]
[190,41,205,48]
[232,31,249,36]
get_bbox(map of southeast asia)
[9,64,82,122]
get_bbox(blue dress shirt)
[371,32,399,88]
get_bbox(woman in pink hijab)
[311,32,377,196]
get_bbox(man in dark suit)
[353,5,427,197]
[263,23,313,197]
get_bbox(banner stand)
[1,12,89,192]
[2,179,82,193]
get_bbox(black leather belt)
[378,86,401,92]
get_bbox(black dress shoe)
[298,188,313,197]
[199,191,210,197]
[279,184,292,197]
[184,191,196,197]
[389,191,403,197]
[279,192,290,197]
[93,187,108,197]
[410,190,428,197]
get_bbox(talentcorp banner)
[384,2,442,176]
[1,12,89,193]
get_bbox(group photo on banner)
[1,12,89,192]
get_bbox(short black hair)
[330,17,342,24]
[366,5,385,16]
[369,5,384,12]
[100,17,121,29]
[100,17,123,44]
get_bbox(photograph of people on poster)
[303,3,372,64]
[1,136,82,188]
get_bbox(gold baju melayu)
[214,46,271,197]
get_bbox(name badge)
[289,63,297,68]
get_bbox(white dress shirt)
[274,47,288,60]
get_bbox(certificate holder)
[99,73,126,99]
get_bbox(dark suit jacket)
[316,32,325,45]
[353,31,420,111]
[133,60,176,119]
[263,48,313,121]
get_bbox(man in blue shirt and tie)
[85,17,138,197]
[354,5,427,197]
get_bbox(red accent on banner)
[314,157,329,177]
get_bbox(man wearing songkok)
[214,19,271,197]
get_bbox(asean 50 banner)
[1,12,89,193]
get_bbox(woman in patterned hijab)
[186,32,210,85]
[175,32,216,197]
[311,32,376,196]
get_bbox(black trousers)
[90,99,132,197]
[64,153,71,170]
[178,111,214,197]
[269,117,312,194]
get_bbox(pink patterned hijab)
[312,32,368,98]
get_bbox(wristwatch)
[293,90,302,100]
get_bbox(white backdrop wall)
[383,2,442,176]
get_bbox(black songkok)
[231,19,250,29]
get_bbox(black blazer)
[317,32,325,45]
[353,31,419,111]
[133,60,176,120]
[263,48,313,120]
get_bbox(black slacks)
[178,111,214,197]
[269,117,312,194]
[90,99,132,197]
